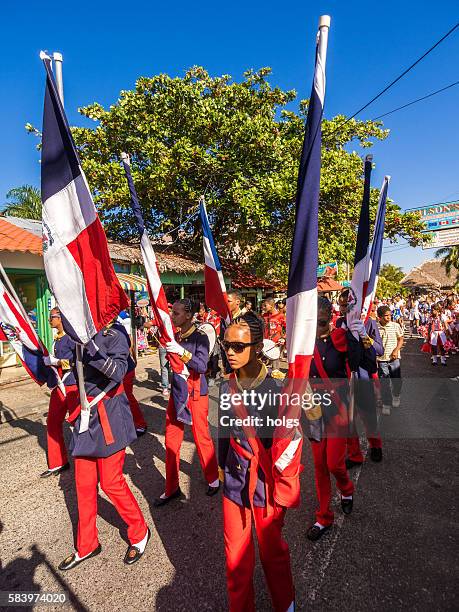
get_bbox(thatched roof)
[107,241,202,274]
[401,259,458,290]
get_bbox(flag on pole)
[362,176,390,318]
[199,198,231,324]
[286,16,330,380]
[121,154,192,425]
[40,53,128,344]
[271,17,330,508]
[346,155,373,332]
[0,272,54,386]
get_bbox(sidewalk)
[0,351,162,424]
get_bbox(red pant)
[46,385,79,469]
[74,449,147,557]
[165,394,218,496]
[346,435,382,462]
[311,437,354,525]
[223,496,294,612]
[124,370,147,429]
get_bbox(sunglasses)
[220,340,258,354]
[317,319,329,327]
[49,314,61,320]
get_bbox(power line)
[372,79,459,120]
[332,21,459,132]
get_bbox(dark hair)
[377,305,391,317]
[227,289,242,301]
[318,296,333,320]
[231,311,264,343]
[339,289,350,301]
[262,297,275,307]
[175,298,199,315]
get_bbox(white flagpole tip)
[121,152,130,164]
[365,154,373,162]
[385,175,391,181]
[39,51,51,61]
[53,52,63,61]
[319,15,331,28]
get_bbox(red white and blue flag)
[121,154,191,425]
[286,18,330,380]
[40,53,128,344]
[347,155,373,332]
[363,176,390,318]
[0,272,55,386]
[199,198,231,324]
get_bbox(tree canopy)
[2,185,42,219]
[377,263,407,297]
[33,66,426,282]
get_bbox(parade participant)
[335,291,384,467]
[40,308,78,478]
[427,303,448,366]
[261,298,286,370]
[124,342,148,436]
[197,302,221,386]
[241,299,253,315]
[58,320,150,571]
[219,312,300,612]
[376,305,404,414]
[154,298,219,506]
[307,297,355,541]
[221,290,244,375]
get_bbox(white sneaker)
[392,396,401,408]
[382,405,391,416]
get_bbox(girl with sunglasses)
[219,312,302,612]
[307,297,355,541]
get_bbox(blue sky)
[2,0,459,271]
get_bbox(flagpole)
[52,52,64,106]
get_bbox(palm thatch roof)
[401,259,458,290]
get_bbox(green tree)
[435,246,459,289]
[2,185,42,220]
[31,67,427,281]
[376,263,406,297]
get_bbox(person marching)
[261,298,286,370]
[307,297,355,541]
[219,312,301,612]
[427,303,449,366]
[376,305,404,415]
[335,291,384,467]
[58,319,150,570]
[221,289,244,375]
[154,298,219,506]
[40,307,79,478]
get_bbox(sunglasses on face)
[220,340,258,354]
[317,319,329,327]
[49,315,61,320]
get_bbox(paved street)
[0,338,458,611]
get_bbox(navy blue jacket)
[179,327,209,396]
[54,333,76,386]
[336,316,383,374]
[218,373,282,508]
[69,323,136,458]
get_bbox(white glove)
[166,340,185,357]
[349,320,367,339]
[44,354,60,366]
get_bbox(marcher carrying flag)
[347,155,373,334]
[121,153,191,424]
[362,176,390,319]
[199,197,231,324]
[0,264,56,387]
[40,53,128,345]
[271,15,331,508]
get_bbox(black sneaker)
[370,447,383,462]
[307,524,331,541]
[341,496,353,515]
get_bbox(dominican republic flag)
[362,176,390,318]
[347,155,373,334]
[0,273,55,387]
[286,17,330,380]
[40,53,128,344]
[199,198,231,324]
[121,154,191,425]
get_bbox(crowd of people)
[36,287,458,611]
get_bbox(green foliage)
[436,246,459,290]
[2,185,42,219]
[27,66,428,282]
[377,263,407,297]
